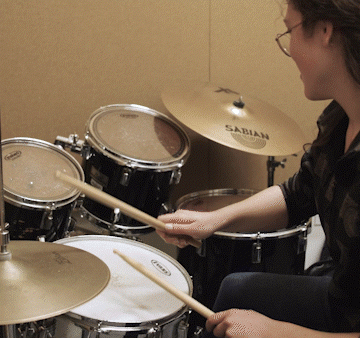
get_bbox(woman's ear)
[321,21,335,46]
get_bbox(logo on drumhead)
[119,113,138,119]
[225,125,269,149]
[151,260,171,276]
[4,151,22,161]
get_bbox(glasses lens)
[279,34,291,56]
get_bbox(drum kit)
[0,81,309,337]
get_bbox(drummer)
[157,0,360,337]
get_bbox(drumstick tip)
[113,249,127,261]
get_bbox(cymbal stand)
[0,126,10,260]
[267,156,286,187]
[0,111,15,338]
[0,325,16,338]
[0,111,11,259]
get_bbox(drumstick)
[113,249,215,319]
[56,171,202,248]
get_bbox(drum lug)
[112,208,121,224]
[120,167,132,186]
[196,239,206,257]
[147,324,161,338]
[192,326,205,338]
[81,144,92,160]
[297,227,308,255]
[177,319,190,338]
[170,169,182,185]
[252,234,262,264]
[41,208,54,231]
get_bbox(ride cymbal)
[162,81,306,156]
[0,240,110,325]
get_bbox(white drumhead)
[2,138,83,205]
[86,104,190,167]
[55,236,192,324]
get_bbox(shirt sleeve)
[279,149,318,227]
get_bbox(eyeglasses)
[275,22,303,57]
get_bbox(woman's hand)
[157,209,222,247]
[206,309,278,338]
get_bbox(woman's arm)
[157,185,289,247]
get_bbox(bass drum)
[54,235,193,338]
[175,189,308,332]
[2,138,84,241]
[81,104,190,236]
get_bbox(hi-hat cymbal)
[161,81,307,156]
[0,240,110,325]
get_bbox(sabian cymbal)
[162,81,306,156]
[0,240,110,325]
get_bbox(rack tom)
[81,104,190,235]
[2,138,84,241]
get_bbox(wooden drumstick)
[56,171,202,248]
[113,249,215,319]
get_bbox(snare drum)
[2,138,84,241]
[175,189,308,330]
[54,235,192,338]
[81,104,190,235]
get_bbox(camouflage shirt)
[280,101,360,332]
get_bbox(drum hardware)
[252,234,262,264]
[16,319,56,338]
[169,168,182,185]
[0,115,11,261]
[267,156,285,187]
[54,134,85,155]
[196,240,206,258]
[145,325,161,338]
[297,226,308,255]
[119,167,132,186]
[40,205,56,234]
[192,326,205,338]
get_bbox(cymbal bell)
[161,81,307,156]
[0,240,110,325]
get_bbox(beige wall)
[0,1,329,256]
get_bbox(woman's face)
[285,3,336,101]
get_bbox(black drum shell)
[5,201,75,242]
[81,148,174,229]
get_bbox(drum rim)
[84,104,191,170]
[55,235,193,325]
[79,205,153,234]
[61,311,188,334]
[175,188,308,239]
[2,137,84,209]
[175,188,260,210]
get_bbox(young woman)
[157,1,360,337]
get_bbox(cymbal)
[0,240,110,325]
[161,81,307,156]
